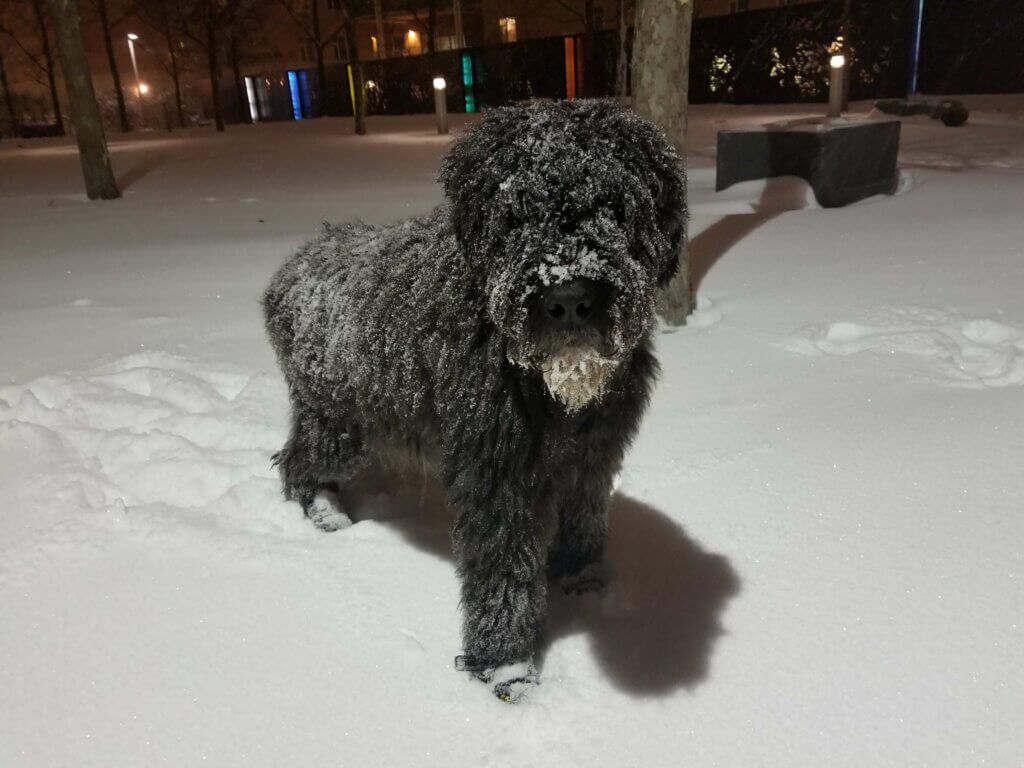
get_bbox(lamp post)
[828,53,846,118]
[127,33,145,126]
[433,77,448,134]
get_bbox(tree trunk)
[452,0,464,48]
[96,0,131,132]
[315,46,326,116]
[427,0,437,55]
[373,0,386,58]
[48,0,120,199]
[0,54,20,136]
[615,0,629,97]
[205,5,224,131]
[342,3,365,135]
[32,0,65,133]
[228,25,248,122]
[159,0,185,127]
[582,0,598,97]
[632,0,692,324]
[311,0,325,116]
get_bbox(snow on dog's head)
[440,100,686,410]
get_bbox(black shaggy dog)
[263,100,686,700]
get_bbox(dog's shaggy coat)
[263,100,686,698]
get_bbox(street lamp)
[433,77,448,135]
[126,33,145,126]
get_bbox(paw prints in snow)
[784,307,1024,388]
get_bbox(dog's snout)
[541,279,607,330]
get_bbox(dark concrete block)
[716,118,901,208]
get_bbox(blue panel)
[287,71,303,120]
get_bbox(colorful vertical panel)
[564,38,577,100]
[347,65,356,114]
[461,53,476,113]
[244,76,259,122]
[287,71,303,120]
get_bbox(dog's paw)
[560,562,606,596]
[305,490,352,532]
[454,656,539,703]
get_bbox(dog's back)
[263,207,472,441]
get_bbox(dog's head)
[440,100,686,412]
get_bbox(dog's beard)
[540,346,618,413]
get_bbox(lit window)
[499,17,517,43]
[371,35,378,55]
[405,29,421,55]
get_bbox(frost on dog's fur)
[441,101,686,369]
[262,100,686,700]
[540,347,619,412]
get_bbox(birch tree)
[49,0,120,198]
[631,0,692,324]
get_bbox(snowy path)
[2,103,1022,767]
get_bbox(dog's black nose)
[541,279,606,330]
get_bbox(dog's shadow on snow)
[344,466,740,697]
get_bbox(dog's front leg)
[548,467,616,593]
[449,482,556,701]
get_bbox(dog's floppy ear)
[624,114,688,288]
[439,106,528,254]
[654,172,687,287]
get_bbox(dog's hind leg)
[273,400,367,532]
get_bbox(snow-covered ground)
[2,98,1022,767]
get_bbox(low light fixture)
[433,76,447,134]
[827,52,846,117]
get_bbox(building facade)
[0,0,822,132]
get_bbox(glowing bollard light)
[433,77,448,135]
[828,54,846,118]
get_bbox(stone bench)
[715,118,901,208]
